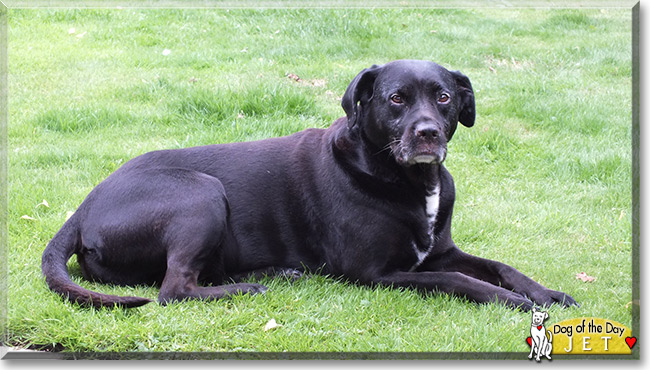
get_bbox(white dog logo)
[528,308,553,362]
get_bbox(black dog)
[42,60,577,310]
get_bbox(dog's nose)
[414,123,440,139]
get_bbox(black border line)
[630,0,640,361]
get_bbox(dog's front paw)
[499,291,534,311]
[530,288,578,308]
[278,268,304,282]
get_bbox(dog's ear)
[451,70,476,128]
[341,64,382,129]
[544,312,549,320]
[532,307,538,314]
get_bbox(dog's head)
[531,307,549,326]
[342,60,475,166]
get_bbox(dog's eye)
[390,94,404,104]
[438,93,450,104]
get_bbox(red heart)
[526,337,532,347]
[625,337,637,349]
[537,325,542,330]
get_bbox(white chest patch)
[426,185,441,226]
[409,184,441,272]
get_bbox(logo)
[525,313,636,358]
[527,308,553,362]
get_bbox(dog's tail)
[41,217,152,308]
[547,330,553,343]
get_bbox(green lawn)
[4,7,633,355]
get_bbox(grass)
[4,7,633,355]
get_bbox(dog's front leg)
[422,248,577,308]
[373,271,533,311]
[531,336,542,362]
[535,337,545,362]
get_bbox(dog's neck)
[334,125,441,195]
[404,163,441,194]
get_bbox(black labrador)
[42,60,577,310]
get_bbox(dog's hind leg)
[157,234,269,305]
[159,264,268,305]
[545,331,553,360]
[157,222,269,305]
[155,173,268,305]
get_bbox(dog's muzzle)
[392,122,447,166]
